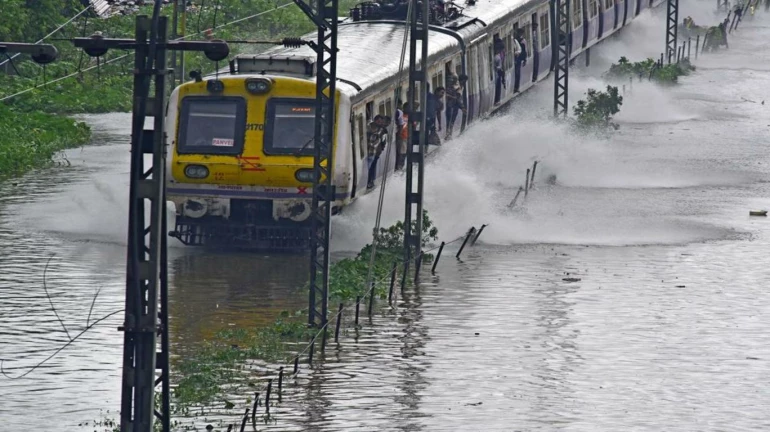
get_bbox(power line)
[0,1,296,102]
[0,4,93,68]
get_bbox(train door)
[351,106,367,198]
[534,9,551,82]
[623,0,629,26]
[598,0,605,39]
[572,0,585,52]
[531,13,539,82]
[613,0,620,28]
[582,0,590,48]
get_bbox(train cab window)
[539,13,551,49]
[573,0,583,27]
[263,98,316,155]
[177,96,246,155]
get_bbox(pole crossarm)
[0,42,58,64]
[552,0,570,117]
[293,0,338,329]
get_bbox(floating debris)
[749,210,767,217]
[562,277,581,282]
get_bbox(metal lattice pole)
[404,0,429,276]
[118,15,170,432]
[553,0,570,117]
[292,0,338,329]
[71,17,229,431]
[665,0,678,63]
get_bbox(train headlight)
[245,78,271,94]
[184,164,209,179]
[206,79,225,93]
[295,168,316,183]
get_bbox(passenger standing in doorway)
[425,89,439,145]
[514,28,528,93]
[444,74,466,140]
[366,115,386,190]
[493,37,506,105]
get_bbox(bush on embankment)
[173,212,439,409]
[605,56,695,84]
[0,104,91,180]
[573,85,623,132]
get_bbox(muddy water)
[3,6,770,431]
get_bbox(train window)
[605,0,613,9]
[177,96,246,155]
[539,13,550,49]
[378,101,386,116]
[366,101,374,122]
[572,0,583,28]
[384,98,393,119]
[263,98,316,155]
[589,0,598,17]
[356,114,365,159]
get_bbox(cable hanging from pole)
[363,0,414,298]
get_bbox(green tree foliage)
[573,85,623,131]
[0,104,91,179]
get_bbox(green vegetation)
[0,0,356,179]
[173,212,439,409]
[573,85,623,131]
[0,104,90,180]
[605,56,695,84]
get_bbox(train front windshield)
[177,96,246,155]
[264,99,316,155]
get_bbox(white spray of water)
[335,5,755,251]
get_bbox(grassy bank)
[173,213,438,409]
[0,104,90,180]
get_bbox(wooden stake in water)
[431,242,445,274]
[334,303,343,342]
[525,168,530,197]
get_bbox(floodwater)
[2,4,770,430]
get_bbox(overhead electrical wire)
[0,1,296,102]
[0,4,94,68]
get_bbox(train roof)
[231,0,543,101]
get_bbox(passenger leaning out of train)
[366,115,388,190]
[514,28,528,93]
[444,74,467,140]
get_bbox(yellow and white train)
[166,0,663,249]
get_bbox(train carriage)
[165,0,664,249]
